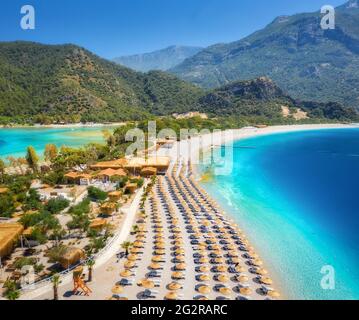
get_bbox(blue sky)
[1,0,347,58]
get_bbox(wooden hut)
[0,223,24,258]
[59,247,85,269]
[124,183,138,194]
[100,202,118,216]
[89,219,107,231]
[108,190,122,202]
[95,168,127,183]
[141,167,157,177]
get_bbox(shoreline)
[161,123,359,300]
[0,122,126,129]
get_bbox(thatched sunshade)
[236,275,249,283]
[0,223,24,258]
[127,254,138,262]
[152,256,163,263]
[198,285,211,294]
[199,266,210,273]
[149,263,162,270]
[240,287,252,296]
[112,285,124,294]
[268,290,280,298]
[138,279,155,289]
[198,274,210,282]
[219,287,232,296]
[217,274,229,283]
[124,261,136,269]
[260,277,273,285]
[216,266,228,273]
[235,266,246,273]
[168,282,182,291]
[172,272,184,280]
[120,270,132,278]
[165,291,178,300]
[59,247,85,269]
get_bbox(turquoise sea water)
[0,126,116,159]
[198,128,359,300]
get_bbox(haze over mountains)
[171,0,359,109]
[113,45,203,72]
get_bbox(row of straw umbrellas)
[164,160,280,300]
[110,159,279,300]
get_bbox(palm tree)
[51,273,61,301]
[132,225,139,235]
[86,259,95,282]
[121,241,133,257]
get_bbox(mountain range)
[0,41,356,125]
[0,41,202,123]
[113,45,203,72]
[171,0,359,109]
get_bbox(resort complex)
[0,130,282,301]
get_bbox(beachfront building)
[89,156,170,176]
[124,156,170,176]
[140,167,157,177]
[94,168,127,183]
[90,159,128,170]
[64,172,93,186]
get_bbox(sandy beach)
[15,123,359,301]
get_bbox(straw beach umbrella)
[219,287,232,296]
[168,282,182,291]
[199,266,210,273]
[175,263,186,271]
[240,287,252,296]
[138,279,155,289]
[124,261,135,269]
[127,254,138,261]
[172,272,184,280]
[112,285,124,294]
[216,266,227,273]
[165,292,178,300]
[268,290,280,298]
[120,270,132,278]
[198,285,211,294]
[149,263,162,270]
[198,274,210,282]
[260,277,273,285]
[217,274,229,283]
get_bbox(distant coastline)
[0,122,126,129]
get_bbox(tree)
[3,279,20,300]
[121,241,133,257]
[51,274,61,301]
[44,144,58,163]
[26,146,39,173]
[0,158,5,183]
[87,186,108,201]
[86,259,95,282]
[45,197,70,215]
